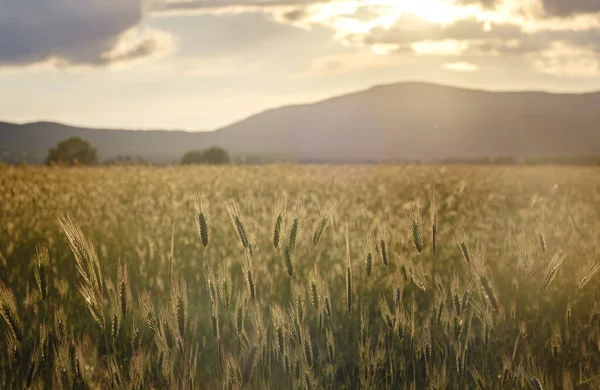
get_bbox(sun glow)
[304,0,486,40]
[364,0,469,27]
[396,0,458,23]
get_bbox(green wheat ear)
[288,218,299,252]
[365,251,373,276]
[312,217,328,246]
[242,252,256,301]
[170,277,187,340]
[34,243,50,302]
[117,260,129,319]
[226,200,251,252]
[283,242,294,277]
[406,204,423,254]
[430,185,437,256]
[273,195,287,249]
[378,238,389,267]
[273,214,283,249]
[219,271,232,311]
[313,199,336,246]
[364,233,374,276]
[194,194,210,248]
[411,219,423,254]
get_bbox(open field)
[1,164,600,389]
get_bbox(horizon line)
[1,79,598,133]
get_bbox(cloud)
[443,61,479,71]
[454,0,600,16]
[295,50,406,77]
[323,3,600,76]
[371,44,401,55]
[454,0,497,7]
[5,0,600,77]
[175,57,264,77]
[152,0,600,80]
[152,0,327,16]
[364,15,524,46]
[0,0,173,68]
[100,27,174,65]
[412,40,470,56]
[528,41,600,76]
[540,0,600,16]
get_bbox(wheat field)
[1,164,600,389]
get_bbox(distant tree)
[181,147,231,165]
[201,146,231,165]
[46,137,98,166]
[181,150,206,165]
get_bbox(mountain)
[2,82,600,164]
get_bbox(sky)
[1,0,600,131]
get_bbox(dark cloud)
[454,0,498,8]
[281,9,307,22]
[0,0,168,67]
[153,0,329,14]
[541,0,600,16]
[454,0,600,16]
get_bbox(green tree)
[201,146,231,165]
[46,137,98,166]
[181,146,231,165]
[181,150,205,165]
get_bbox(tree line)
[44,137,231,166]
[5,136,600,166]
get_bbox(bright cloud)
[529,41,600,76]
[412,39,470,56]
[443,61,479,71]
[371,43,400,55]
[296,49,406,77]
[152,0,600,75]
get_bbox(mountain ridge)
[2,81,600,164]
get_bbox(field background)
[1,165,600,389]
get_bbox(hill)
[2,82,600,163]
[0,121,205,164]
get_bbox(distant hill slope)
[2,82,600,164]
[0,121,207,164]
